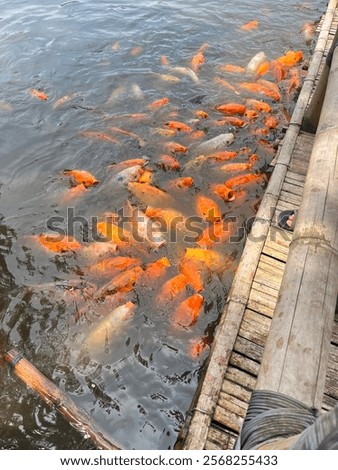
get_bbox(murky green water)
[0,0,326,450]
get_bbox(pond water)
[0,0,326,450]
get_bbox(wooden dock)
[176,0,338,450]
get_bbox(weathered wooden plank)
[252,280,280,299]
[285,171,307,184]
[247,289,276,318]
[251,280,279,298]
[205,426,236,450]
[276,200,299,213]
[279,190,302,205]
[239,310,271,347]
[254,267,283,292]
[234,336,264,364]
[229,352,260,377]
[266,225,292,247]
[213,406,245,433]
[221,378,253,403]
[259,253,286,271]
[217,391,249,418]
[225,366,257,391]
[281,182,304,196]
[262,245,288,263]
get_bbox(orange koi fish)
[130,46,143,56]
[123,201,167,249]
[258,79,281,97]
[195,195,221,222]
[179,258,204,292]
[253,127,269,136]
[84,302,136,352]
[196,220,237,248]
[249,153,259,163]
[218,64,246,74]
[245,99,271,113]
[239,82,281,101]
[108,158,148,170]
[256,61,270,77]
[256,139,276,152]
[225,172,266,188]
[36,233,81,253]
[187,130,206,141]
[240,20,259,30]
[53,93,78,109]
[108,126,145,147]
[63,169,99,188]
[194,110,209,119]
[220,162,253,172]
[157,274,188,304]
[160,55,169,65]
[97,221,131,246]
[189,337,209,358]
[166,176,194,189]
[153,127,176,137]
[147,97,170,110]
[210,183,236,202]
[164,141,189,154]
[271,60,286,82]
[184,247,224,271]
[212,116,246,127]
[172,293,204,327]
[157,154,181,171]
[244,109,259,120]
[264,115,279,129]
[94,266,144,299]
[216,103,246,116]
[287,68,301,95]
[142,257,171,282]
[145,206,185,227]
[60,184,87,202]
[165,121,192,133]
[80,130,118,143]
[30,88,48,100]
[190,43,208,73]
[128,182,171,207]
[276,50,303,67]
[301,22,316,44]
[80,241,117,259]
[89,256,140,276]
[214,77,240,95]
[138,168,153,184]
[206,151,238,162]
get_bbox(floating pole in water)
[3,347,121,450]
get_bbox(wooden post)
[3,348,121,450]
[256,44,338,411]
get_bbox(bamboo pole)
[256,41,338,411]
[302,29,338,133]
[3,348,121,450]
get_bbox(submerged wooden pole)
[256,43,338,412]
[3,348,121,450]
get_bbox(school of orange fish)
[27,19,312,360]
